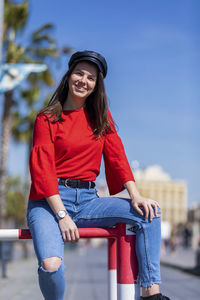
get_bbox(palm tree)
[0,0,73,227]
[0,0,29,228]
[0,1,73,228]
[12,24,73,200]
[0,1,73,262]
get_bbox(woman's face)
[68,61,98,103]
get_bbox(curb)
[160,261,200,277]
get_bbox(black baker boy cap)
[68,50,108,78]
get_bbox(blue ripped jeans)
[26,183,161,300]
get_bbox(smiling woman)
[39,51,110,137]
[26,50,170,300]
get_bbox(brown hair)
[40,63,113,137]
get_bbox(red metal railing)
[0,223,140,300]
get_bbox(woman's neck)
[63,94,86,110]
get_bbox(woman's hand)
[124,181,161,221]
[58,214,80,242]
[131,194,160,221]
[45,194,80,242]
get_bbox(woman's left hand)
[130,195,161,221]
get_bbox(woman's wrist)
[58,214,70,222]
[124,180,141,198]
[46,194,66,215]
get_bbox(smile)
[75,86,86,92]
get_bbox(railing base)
[117,284,140,300]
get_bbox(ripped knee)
[42,256,62,271]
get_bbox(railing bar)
[0,228,118,240]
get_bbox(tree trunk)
[24,137,32,201]
[21,134,33,259]
[0,90,13,228]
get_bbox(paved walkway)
[0,242,199,299]
[0,242,108,300]
[160,246,200,275]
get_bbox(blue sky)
[4,0,200,205]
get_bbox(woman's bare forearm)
[46,194,66,215]
[123,180,140,198]
[46,194,79,242]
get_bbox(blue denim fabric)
[27,183,161,300]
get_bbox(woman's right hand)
[58,214,80,242]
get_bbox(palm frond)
[32,23,54,37]
[4,0,29,34]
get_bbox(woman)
[27,50,170,300]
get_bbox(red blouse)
[29,108,135,200]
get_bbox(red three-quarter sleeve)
[29,114,59,200]
[103,111,135,195]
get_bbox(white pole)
[108,238,117,300]
[108,270,117,300]
[0,229,19,240]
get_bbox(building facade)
[97,165,187,227]
[132,165,187,226]
[135,180,187,225]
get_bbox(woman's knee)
[42,257,62,271]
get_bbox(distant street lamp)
[0,0,47,93]
[0,63,47,93]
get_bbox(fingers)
[142,203,149,220]
[69,228,80,243]
[147,203,154,221]
[132,198,161,221]
[69,229,76,242]
[146,200,161,221]
[65,230,72,242]
[62,228,80,243]
[133,201,150,221]
[153,202,158,216]
[150,200,161,216]
[74,228,80,241]
[132,202,144,216]
[156,201,161,209]
[60,223,80,242]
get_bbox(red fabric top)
[29,108,135,200]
